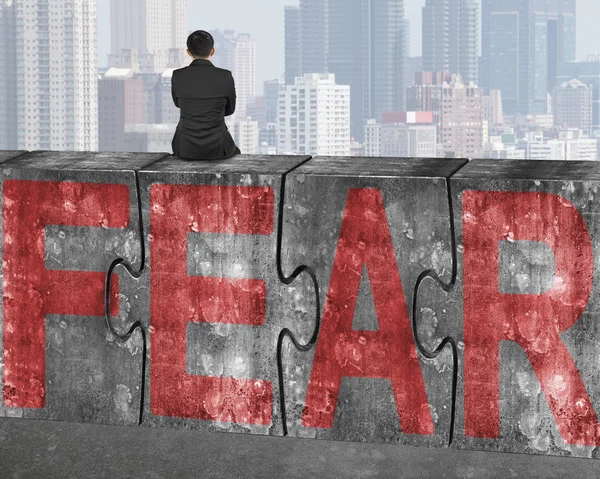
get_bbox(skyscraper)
[328,0,406,142]
[422,0,479,85]
[0,0,17,149]
[211,30,256,120]
[284,6,301,85]
[300,0,328,76]
[109,0,188,73]
[481,0,576,115]
[0,0,98,151]
[439,75,483,158]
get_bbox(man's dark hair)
[187,30,214,58]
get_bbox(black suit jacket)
[171,59,240,160]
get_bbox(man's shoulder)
[212,66,232,76]
[174,64,232,76]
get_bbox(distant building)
[381,123,437,158]
[328,0,406,142]
[557,59,600,133]
[284,6,302,85]
[0,0,18,149]
[159,69,180,125]
[279,73,350,156]
[482,90,504,127]
[364,112,437,158]
[364,120,382,157]
[247,96,267,130]
[481,0,576,115]
[264,80,281,125]
[520,134,566,161]
[439,74,484,158]
[124,124,177,153]
[233,118,260,155]
[565,137,598,161]
[211,30,256,120]
[98,69,145,152]
[406,72,449,141]
[506,114,555,131]
[422,0,479,85]
[553,79,593,136]
[260,123,279,153]
[513,129,598,161]
[350,139,364,157]
[109,0,188,73]
[405,57,423,89]
[301,0,328,77]
[0,0,98,150]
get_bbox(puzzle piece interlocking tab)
[279,156,467,446]
[445,160,600,458]
[1,150,167,425]
[111,154,314,435]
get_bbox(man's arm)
[225,72,236,117]
[171,71,180,108]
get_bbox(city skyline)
[98,0,600,89]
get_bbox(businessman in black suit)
[171,30,241,160]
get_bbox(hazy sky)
[98,0,600,91]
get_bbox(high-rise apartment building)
[210,30,256,120]
[422,0,479,85]
[109,0,188,73]
[439,75,483,158]
[0,0,18,149]
[0,0,98,151]
[328,0,406,142]
[234,118,260,155]
[481,0,576,115]
[278,74,350,156]
[558,58,600,133]
[553,79,593,136]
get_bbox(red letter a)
[302,188,434,435]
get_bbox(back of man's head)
[187,30,214,59]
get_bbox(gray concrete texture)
[2,151,600,461]
[280,156,467,446]
[417,159,600,457]
[0,151,169,426]
[1,416,599,479]
[119,154,315,435]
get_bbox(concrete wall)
[1,150,600,458]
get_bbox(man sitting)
[171,30,241,160]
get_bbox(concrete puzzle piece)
[423,159,600,458]
[0,151,28,163]
[279,156,467,447]
[0,150,168,426]
[108,154,317,436]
